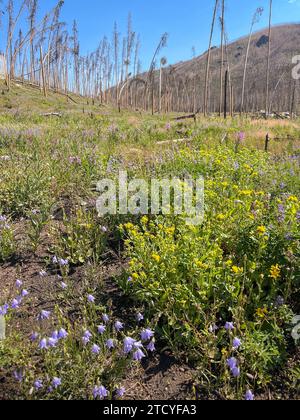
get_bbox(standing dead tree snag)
[265,0,273,118]
[159,57,167,114]
[219,0,225,117]
[241,7,263,115]
[204,0,219,117]
[145,32,168,114]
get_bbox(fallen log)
[40,112,62,118]
[156,138,192,145]
[173,113,197,121]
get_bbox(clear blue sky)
[6,0,300,69]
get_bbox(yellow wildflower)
[288,195,298,203]
[269,264,281,280]
[152,254,161,263]
[240,190,253,196]
[124,222,134,230]
[165,226,175,235]
[232,266,244,275]
[195,260,209,270]
[256,307,268,319]
[257,226,267,236]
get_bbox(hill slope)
[138,24,300,114]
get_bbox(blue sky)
[4,0,300,69]
[59,0,300,67]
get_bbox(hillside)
[135,24,300,114]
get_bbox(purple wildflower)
[97,325,106,335]
[245,390,255,401]
[47,337,58,348]
[93,385,108,400]
[147,340,156,352]
[91,344,101,355]
[51,331,59,340]
[227,349,240,375]
[15,279,23,288]
[82,330,92,345]
[87,294,95,303]
[136,313,144,323]
[237,132,246,142]
[30,332,39,342]
[123,337,136,354]
[21,289,29,297]
[38,310,51,321]
[58,328,68,339]
[106,339,115,350]
[52,377,62,389]
[0,304,8,316]
[227,357,238,370]
[39,338,48,350]
[225,322,234,331]
[34,379,43,390]
[133,348,145,361]
[102,314,109,323]
[59,259,69,267]
[231,367,241,378]
[141,328,154,341]
[13,370,23,382]
[114,321,124,332]
[116,387,126,398]
[233,338,242,350]
[11,299,20,309]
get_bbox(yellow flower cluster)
[256,307,268,319]
[232,266,244,275]
[269,264,281,281]
[257,226,267,236]
[152,254,161,263]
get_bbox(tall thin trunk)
[265,0,273,117]
[39,44,47,97]
[159,63,162,114]
[241,8,263,114]
[204,0,219,116]
[219,0,225,116]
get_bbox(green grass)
[0,81,299,400]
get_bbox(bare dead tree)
[72,20,80,94]
[27,0,38,83]
[265,0,273,117]
[240,7,263,114]
[159,56,167,113]
[113,22,120,105]
[219,0,225,117]
[204,0,219,116]
[146,32,168,114]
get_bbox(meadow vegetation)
[0,83,299,400]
